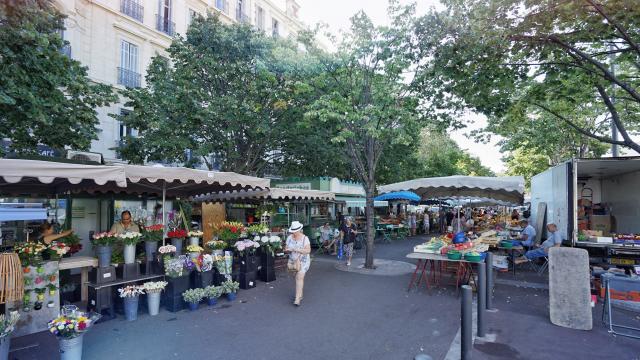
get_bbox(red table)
[406,252,482,294]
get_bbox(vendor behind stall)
[38,223,73,245]
[515,223,561,264]
[110,210,140,234]
[513,220,536,247]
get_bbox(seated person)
[515,223,562,264]
[319,222,336,255]
[512,220,536,247]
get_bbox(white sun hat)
[288,221,304,233]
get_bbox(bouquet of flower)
[214,221,245,244]
[206,240,226,250]
[221,279,240,294]
[203,285,223,299]
[247,224,269,235]
[142,281,168,294]
[167,229,187,239]
[186,244,204,253]
[182,288,205,304]
[158,244,176,255]
[91,232,118,246]
[256,235,282,256]
[234,239,260,256]
[183,256,195,272]
[0,312,19,339]
[48,241,70,259]
[118,232,142,246]
[164,258,184,278]
[195,254,213,272]
[59,233,82,255]
[14,242,48,257]
[48,311,99,339]
[188,230,204,238]
[117,285,144,298]
[142,224,164,242]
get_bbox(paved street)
[9,235,640,360]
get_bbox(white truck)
[531,157,640,267]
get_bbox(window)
[118,109,138,148]
[215,0,228,13]
[256,6,265,30]
[118,40,141,88]
[156,0,174,35]
[236,0,247,23]
[272,18,279,37]
[188,8,198,26]
[120,0,144,22]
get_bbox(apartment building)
[52,0,303,162]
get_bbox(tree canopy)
[0,0,115,156]
[415,0,640,166]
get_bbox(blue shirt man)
[518,220,537,247]
[515,223,562,263]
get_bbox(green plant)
[221,280,239,294]
[203,285,223,299]
[0,312,20,338]
[182,288,205,304]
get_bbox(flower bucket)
[123,296,139,321]
[207,297,217,306]
[95,245,112,268]
[123,244,136,264]
[147,292,161,316]
[59,334,84,360]
[171,238,183,255]
[145,241,158,262]
[0,336,10,360]
[188,237,200,247]
[187,302,199,311]
[226,292,237,301]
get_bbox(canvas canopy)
[195,188,335,203]
[0,159,127,195]
[379,175,525,205]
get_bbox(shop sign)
[275,183,311,190]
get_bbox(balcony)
[156,15,175,36]
[60,43,71,57]
[117,67,141,88]
[121,0,144,22]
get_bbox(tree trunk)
[364,183,376,269]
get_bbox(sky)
[277,0,507,173]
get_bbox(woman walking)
[285,221,311,306]
[340,217,357,266]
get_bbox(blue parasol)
[374,191,421,202]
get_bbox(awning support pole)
[162,181,166,246]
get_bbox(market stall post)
[162,181,166,246]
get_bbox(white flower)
[270,236,281,243]
[261,236,269,243]
[254,236,261,241]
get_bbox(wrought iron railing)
[156,14,175,36]
[117,67,141,88]
[120,0,144,22]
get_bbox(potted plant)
[203,285,223,306]
[91,232,118,268]
[142,281,168,316]
[0,312,19,359]
[14,242,48,266]
[221,280,240,301]
[259,235,282,282]
[59,233,82,257]
[234,239,260,272]
[188,230,203,247]
[214,221,245,249]
[167,229,187,255]
[186,244,203,260]
[142,224,164,262]
[182,288,204,311]
[206,240,227,257]
[192,254,214,288]
[118,232,142,264]
[118,285,144,321]
[48,306,100,360]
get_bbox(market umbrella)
[378,175,525,204]
[195,188,335,203]
[373,191,420,202]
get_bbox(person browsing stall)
[284,221,311,306]
[38,223,73,245]
[110,210,140,235]
[515,223,562,264]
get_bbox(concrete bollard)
[461,285,472,360]
[477,261,487,338]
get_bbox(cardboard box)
[596,236,613,244]
[591,215,611,236]
[584,230,603,237]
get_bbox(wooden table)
[406,252,483,294]
[59,256,98,304]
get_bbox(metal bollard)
[477,261,486,338]
[486,252,494,310]
[461,285,473,360]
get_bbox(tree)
[503,148,550,190]
[0,0,115,156]
[117,14,300,174]
[415,0,640,157]
[303,4,426,268]
[414,130,494,177]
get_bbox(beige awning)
[114,164,270,198]
[0,159,127,195]
[196,188,335,203]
